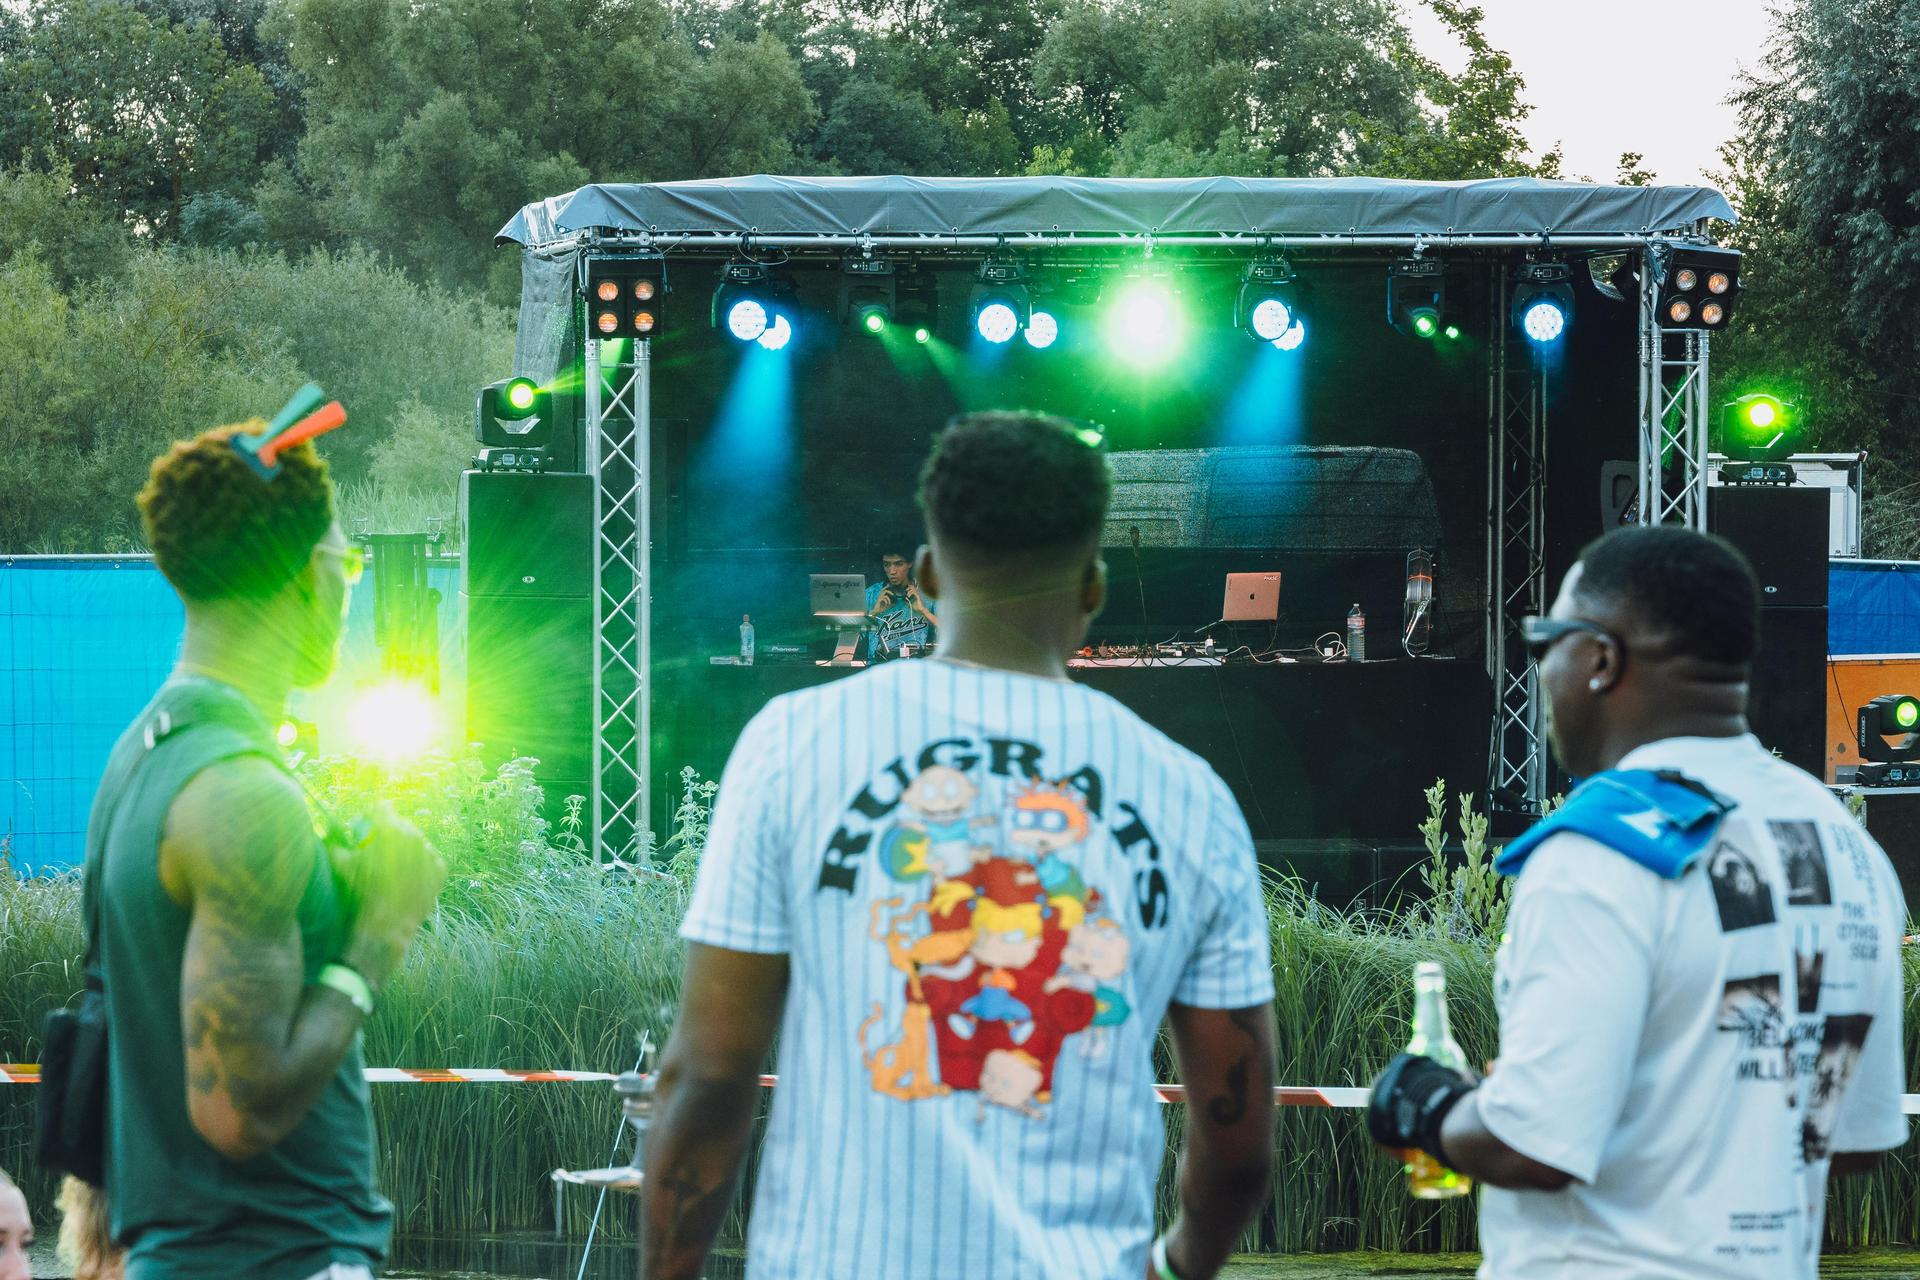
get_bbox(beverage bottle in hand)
[1404,961,1472,1199]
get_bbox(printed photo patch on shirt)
[1794,925,1825,1015]
[1770,820,1834,908]
[1706,830,1778,932]
[1802,1013,1873,1162]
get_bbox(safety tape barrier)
[7,1066,1917,1114]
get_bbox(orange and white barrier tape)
[5,1065,1914,1113]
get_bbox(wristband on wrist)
[1366,1051,1475,1168]
[1150,1235,1185,1280]
[316,962,376,1016]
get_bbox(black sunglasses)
[1519,616,1622,665]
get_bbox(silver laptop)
[1222,572,1281,622]
[810,574,868,621]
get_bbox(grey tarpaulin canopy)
[497,174,1733,247]
[499,174,1736,378]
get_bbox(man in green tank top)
[88,422,446,1280]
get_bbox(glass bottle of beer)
[1403,960,1472,1199]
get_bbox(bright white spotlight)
[347,679,441,764]
[1249,298,1292,342]
[1521,300,1567,343]
[756,314,793,351]
[977,302,1019,344]
[1271,320,1307,352]
[1104,279,1181,364]
[1025,311,1059,349]
[727,298,768,342]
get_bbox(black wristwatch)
[1366,1052,1476,1166]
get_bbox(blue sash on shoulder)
[1494,769,1737,881]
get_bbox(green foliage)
[0,239,512,551]
[0,0,275,238]
[1415,780,1512,945]
[1363,0,1551,180]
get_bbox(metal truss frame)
[1486,263,1551,816]
[584,335,651,864]
[1637,248,1712,530]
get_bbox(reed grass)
[4,771,1919,1254]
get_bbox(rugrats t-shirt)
[681,658,1275,1280]
[1476,734,1908,1280]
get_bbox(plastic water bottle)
[739,614,755,665]
[1346,604,1366,662]
[1403,962,1472,1199]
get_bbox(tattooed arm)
[164,756,442,1161]
[1161,1002,1276,1280]
[642,943,790,1280]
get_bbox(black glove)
[1366,1052,1476,1166]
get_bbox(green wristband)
[316,962,375,1016]
[1151,1236,1184,1280]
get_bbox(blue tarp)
[1,556,463,874]
[1830,560,1920,656]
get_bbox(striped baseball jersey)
[681,658,1275,1279]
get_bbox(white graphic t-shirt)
[1477,734,1907,1279]
[682,659,1275,1280]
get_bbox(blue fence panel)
[2,555,464,874]
[1830,561,1920,657]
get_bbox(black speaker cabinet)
[1707,486,1829,609]
[1748,605,1828,778]
[1859,789,1920,909]
[461,471,594,599]
[463,592,593,784]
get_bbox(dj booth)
[654,656,1489,845]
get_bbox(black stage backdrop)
[638,257,1639,844]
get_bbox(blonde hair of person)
[56,1177,123,1280]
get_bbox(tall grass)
[4,771,1920,1253]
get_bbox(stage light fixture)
[712,261,795,345]
[474,376,551,448]
[1858,694,1920,763]
[1104,277,1181,363]
[1655,244,1741,331]
[586,258,665,339]
[970,259,1031,345]
[1718,392,1802,461]
[1510,262,1574,344]
[757,314,793,351]
[1237,258,1299,342]
[1025,311,1059,349]
[1272,320,1307,352]
[348,678,442,765]
[895,268,937,344]
[841,255,896,335]
[1388,258,1448,340]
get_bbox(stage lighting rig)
[841,255,896,335]
[1718,392,1802,462]
[711,260,796,345]
[1857,695,1920,783]
[1388,257,1451,340]
[1655,244,1741,331]
[474,376,551,449]
[970,258,1032,344]
[586,259,664,339]
[1511,261,1574,344]
[896,268,938,344]
[1236,257,1299,343]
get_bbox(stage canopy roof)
[498,174,1735,248]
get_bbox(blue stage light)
[1521,300,1567,344]
[1272,319,1307,352]
[727,298,768,342]
[756,314,793,351]
[1025,311,1059,349]
[1250,298,1292,342]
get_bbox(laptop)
[1222,572,1281,623]
[810,574,868,621]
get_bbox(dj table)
[652,657,1490,844]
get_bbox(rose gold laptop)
[1222,572,1281,622]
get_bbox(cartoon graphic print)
[866,773,1133,1118]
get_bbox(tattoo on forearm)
[1205,1006,1270,1127]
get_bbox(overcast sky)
[1401,0,1778,191]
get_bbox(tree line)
[0,0,1913,554]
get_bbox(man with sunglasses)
[85,425,446,1279]
[1369,525,1905,1278]
[864,546,938,660]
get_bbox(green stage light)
[1443,324,1461,341]
[1412,310,1438,338]
[504,377,537,413]
[1746,399,1776,429]
[861,308,887,334]
[1719,392,1800,461]
[1860,694,1920,764]
[913,326,931,344]
[348,679,442,764]
[1901,699,1920,730]
[276,720,299,748]
[1104,278,1182,364]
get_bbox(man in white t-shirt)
[643,412,1277,1280]
[1368,525,1906,1278]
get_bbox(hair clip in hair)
[232,384,348,479]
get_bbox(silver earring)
[1588,677,1603,692]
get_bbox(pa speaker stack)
[1707,487,1828,776]
[461,471,594,814]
